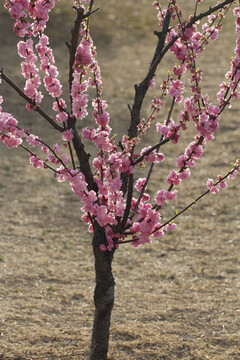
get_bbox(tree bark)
[90,224,115,360]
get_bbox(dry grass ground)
[0,1,240,359]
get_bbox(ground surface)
[0,1,240,359]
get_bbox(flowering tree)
[1,0,240,359]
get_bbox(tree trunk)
[90,224,115,360]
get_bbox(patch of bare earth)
[0,1,240,359]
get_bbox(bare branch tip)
[65,41,71,50]
[127,104,132,112]
[83,7,100,19]
[154,30,162,39]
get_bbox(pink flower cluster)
[168,79,185,103]
[155,189,178,208]
[129,206,163,247]
[140,147,164,164]
[0,101,23,148]
[156,112,189,144]
[36,34,62,98]
[82,96,113,152]
[0,95,70,171]
[5,0,63,108]
[3,0,59,37]
[18,39,42,104]
[206,161,240,193]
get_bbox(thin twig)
[0,132,61,174]
[128,2,172,140]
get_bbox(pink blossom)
[17,40,29,58]
[219,181,228,189]
[69,173,87,194]
[228,172,237,180]
[95,111,109,127]
[166,223,177,231]
[82,127,96,141]
[210,28,219,40]
[151,97,164,112]
[44,76,62,98]
[142,193,150,203]
[138,233,151,245]
[29,154,44,168]
[176,154,187,168]
[130,222,140,234]
[3,135,22,148]
[217,175,228,189]
[173,63,186,77]
[41,145,49,154]
[210,186,219,194]
[152,228,164,238]
[139,220,153,234]
[94,131,113,152]
[184,97,196,114]
[178,169,191,180]
[165,190,178,201]
[206,178,219,194]
[156,123,169,137]
[74,42,93,69]
[140,147,164,163]
[208,104,220,117]
[24,79,37,98]
[168,80,185,103]
[167,170,181,186]
[155,189,167,207]
[88,190,97,203]
[135,178,147,192]
[206,178,214,189]
[0,112,18,132]
[56,111,68,123]
[62,129,73,142]
[26,134,40,147]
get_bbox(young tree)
[0,0,240,359]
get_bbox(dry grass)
[0,1,240,359]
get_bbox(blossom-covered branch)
[0,69,64,132]
[118,160,240,245]
[0,0,239,253]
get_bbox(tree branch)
[64,4,98,191]
[117,162,239,245]
[70,126,98,192]
[119,174,134,231]
[128,3,172,139]
[159,0,235,67]
[67,6,85,105]
[134,137,170,166]
[0,69,64,133]
[0,132,61,174]
[128,0,235,140]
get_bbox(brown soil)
[0,1,240,359]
